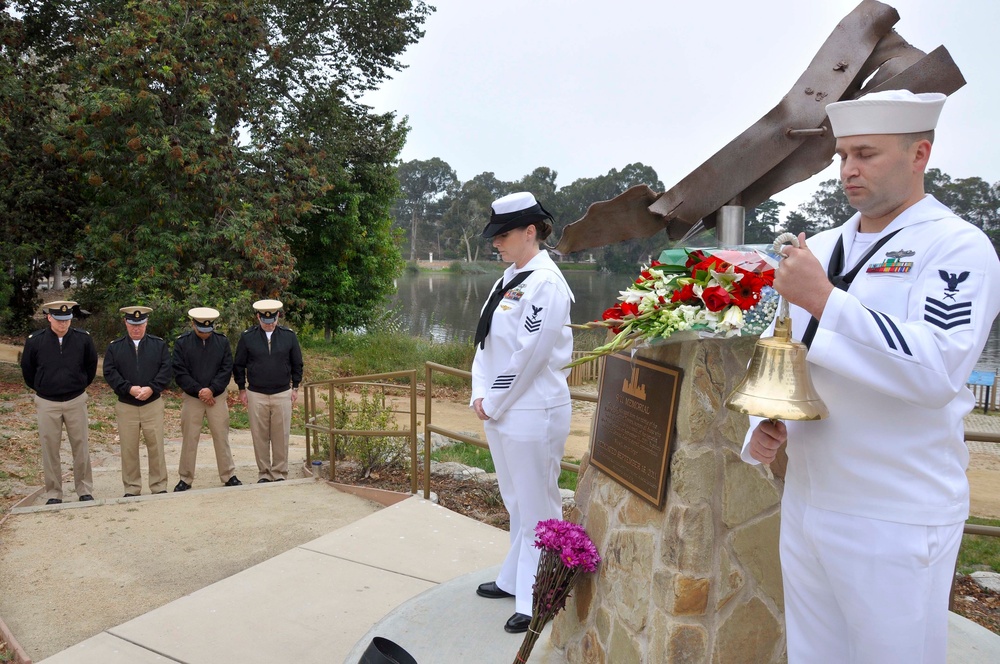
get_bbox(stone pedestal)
[549,338,786,663]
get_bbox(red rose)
[701,286,732,312]
[650,260,662,267]
[621,302,640,317]
[691,255,727,275]
[685,250,707,268]
[601,304,624,321]
[671,283,698,304]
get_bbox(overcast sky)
[363,0,1000,221]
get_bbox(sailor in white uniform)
[742,90,1000,663]
[471,192,574,634]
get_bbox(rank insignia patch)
[922,270,974,331]
[524,305,543,333]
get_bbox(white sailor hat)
[44,300,77,321]
[253,299,283,323]
[481,192,554,239]
[188,307,220,332]
[119,306,152,324]
[826,89,946,138]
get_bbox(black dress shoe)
[45,498,62,505]
[477,582,514,599]
[154,491,167,494]
[504,612,531,634]
[79,495,94,502]
[274,478,285,482]
[123,493,137,498]
[174,480,191,492]
[224,476,242,487]
[257,478,271,484]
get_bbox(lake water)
[387,271,1000,373]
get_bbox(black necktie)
[801,229,902,348]
[474,271,533,349]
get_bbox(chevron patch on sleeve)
[524,305,543,333]
[923,269,975,332]
[924,298,972,330]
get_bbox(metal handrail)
[422,362,591,501]
[302,370,418,493]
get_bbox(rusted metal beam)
[554,0,966,255]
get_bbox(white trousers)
[484,405,569,616]
[780,493,963,664]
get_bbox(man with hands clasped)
[742,90,1000,663]
[172,307,242,491]
[103,306,172,497]
[233,299,303,483]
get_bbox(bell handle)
[771,233,800,323]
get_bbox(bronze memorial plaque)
[591,352,682,508]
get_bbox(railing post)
[424,363,433,499]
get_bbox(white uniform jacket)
[742,195,1000,525]
[471,250,574,420]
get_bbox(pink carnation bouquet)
[514,519,601,663]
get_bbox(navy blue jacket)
[21,327,98,401]
[103,334,172,406]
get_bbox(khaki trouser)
[246,389,291,481]
[178,393,235,485]
[35,392,93,501]
[115,399,168,495]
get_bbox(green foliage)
[79,273,255,349]
[744,199,785,244]
[393,158,459,261]
[431,441,579,491]
[288,160,406,337]
[431,441,495,472]
[332,386,406,477]
[0,5,86,330]
[446,261,486,274]
[308,328,476,384]
[1,0,431,334]
[795,178,853,232]
[958,517,1000,574]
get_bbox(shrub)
[331,385,407,478]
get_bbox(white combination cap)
[481,192,554,239]
[826,89,946,138]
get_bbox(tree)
[744,199,785,244]
[553,163,666,271]
[924,168,1000,232]
[439,171,509,262]
[797,178,853,231]
[288,130,407,338]
[394,157,458,261]
[782,211,815,237]
[0,4,87,329]
[8,0,431,338]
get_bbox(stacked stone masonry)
[550,338,787,663]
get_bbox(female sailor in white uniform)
[471,192,574,634]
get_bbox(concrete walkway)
[36,495,513,664]
[24,490,1000,664]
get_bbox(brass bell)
[725,314,829,421]
[725,233,829,421]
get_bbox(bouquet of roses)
[567,248,778,368]
[513,519,601,664]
